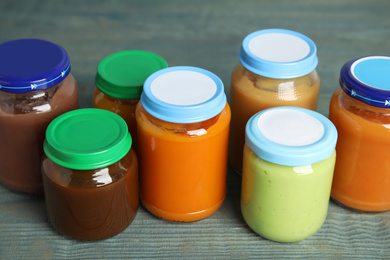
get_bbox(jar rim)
[140,66,227,123]
[245,107,337,166]
[239,29,318,79]
[0,39,71,93]
[44,108,132,170]
[340,56,390,108]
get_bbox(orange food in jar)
[93,50,167,149]
[228,29,321,174]
[329,56,390,211]
[136,66,231,222]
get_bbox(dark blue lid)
[340,56,390,108]
[0,39,71,93]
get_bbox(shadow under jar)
[229,29,320,174]
[42,109,138,240]
[0,39,78,193]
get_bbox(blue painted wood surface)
[0,0,389,258]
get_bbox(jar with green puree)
[241,107,337,242]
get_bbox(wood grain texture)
[0,0,389,258]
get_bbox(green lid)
[44,108,132,170]
[95,50,168,99]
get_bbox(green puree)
[241,145,336,242]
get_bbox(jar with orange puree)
[136,66,231,222]
[229,29,320,174]
[93,50,167,149]
[329,56,390,212]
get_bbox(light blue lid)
[141,66,227,123]
[239,29,318,79]
[245,107,337,166]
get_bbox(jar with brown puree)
[42,108,138,240]
[228,29,321,174]
[0,39,78,193]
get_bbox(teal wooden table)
[1,0,389,258]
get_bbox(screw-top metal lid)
[141,66,227,123]
[0,39,71,93]
[245,107,337,166]
[340,56,390,108]
[239,29,318,79]
[44,108,132,170]
[95,50,168,100]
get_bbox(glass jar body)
[241,145,335,242]
[42,149,139,241]
[329,88,390,211]
[92,88,139,149]
[0,74,78,193]
[136,102,231,222]
[228,64,321,174]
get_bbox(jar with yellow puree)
[93,50,167,149]
[229,29,320,174]
[241,107,337,242]
[0,39,78,193]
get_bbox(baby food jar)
[93,50,167,149]
[0,39,78,193]
[229,29,320,174]
[136,66,231,222]
[42,109,138,240]
[329,56,390,212]
[241,107,337,242]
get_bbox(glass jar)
[0,39,78,193]
[93,50,167,150]
[229,29,320,174]
[329,56,390,212]
[136,66,231,222]
[241,107,337,242]
[42,108,138,241]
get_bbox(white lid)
[258,108,324,146]
[248,33,310,63]
[150,70,217,105]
